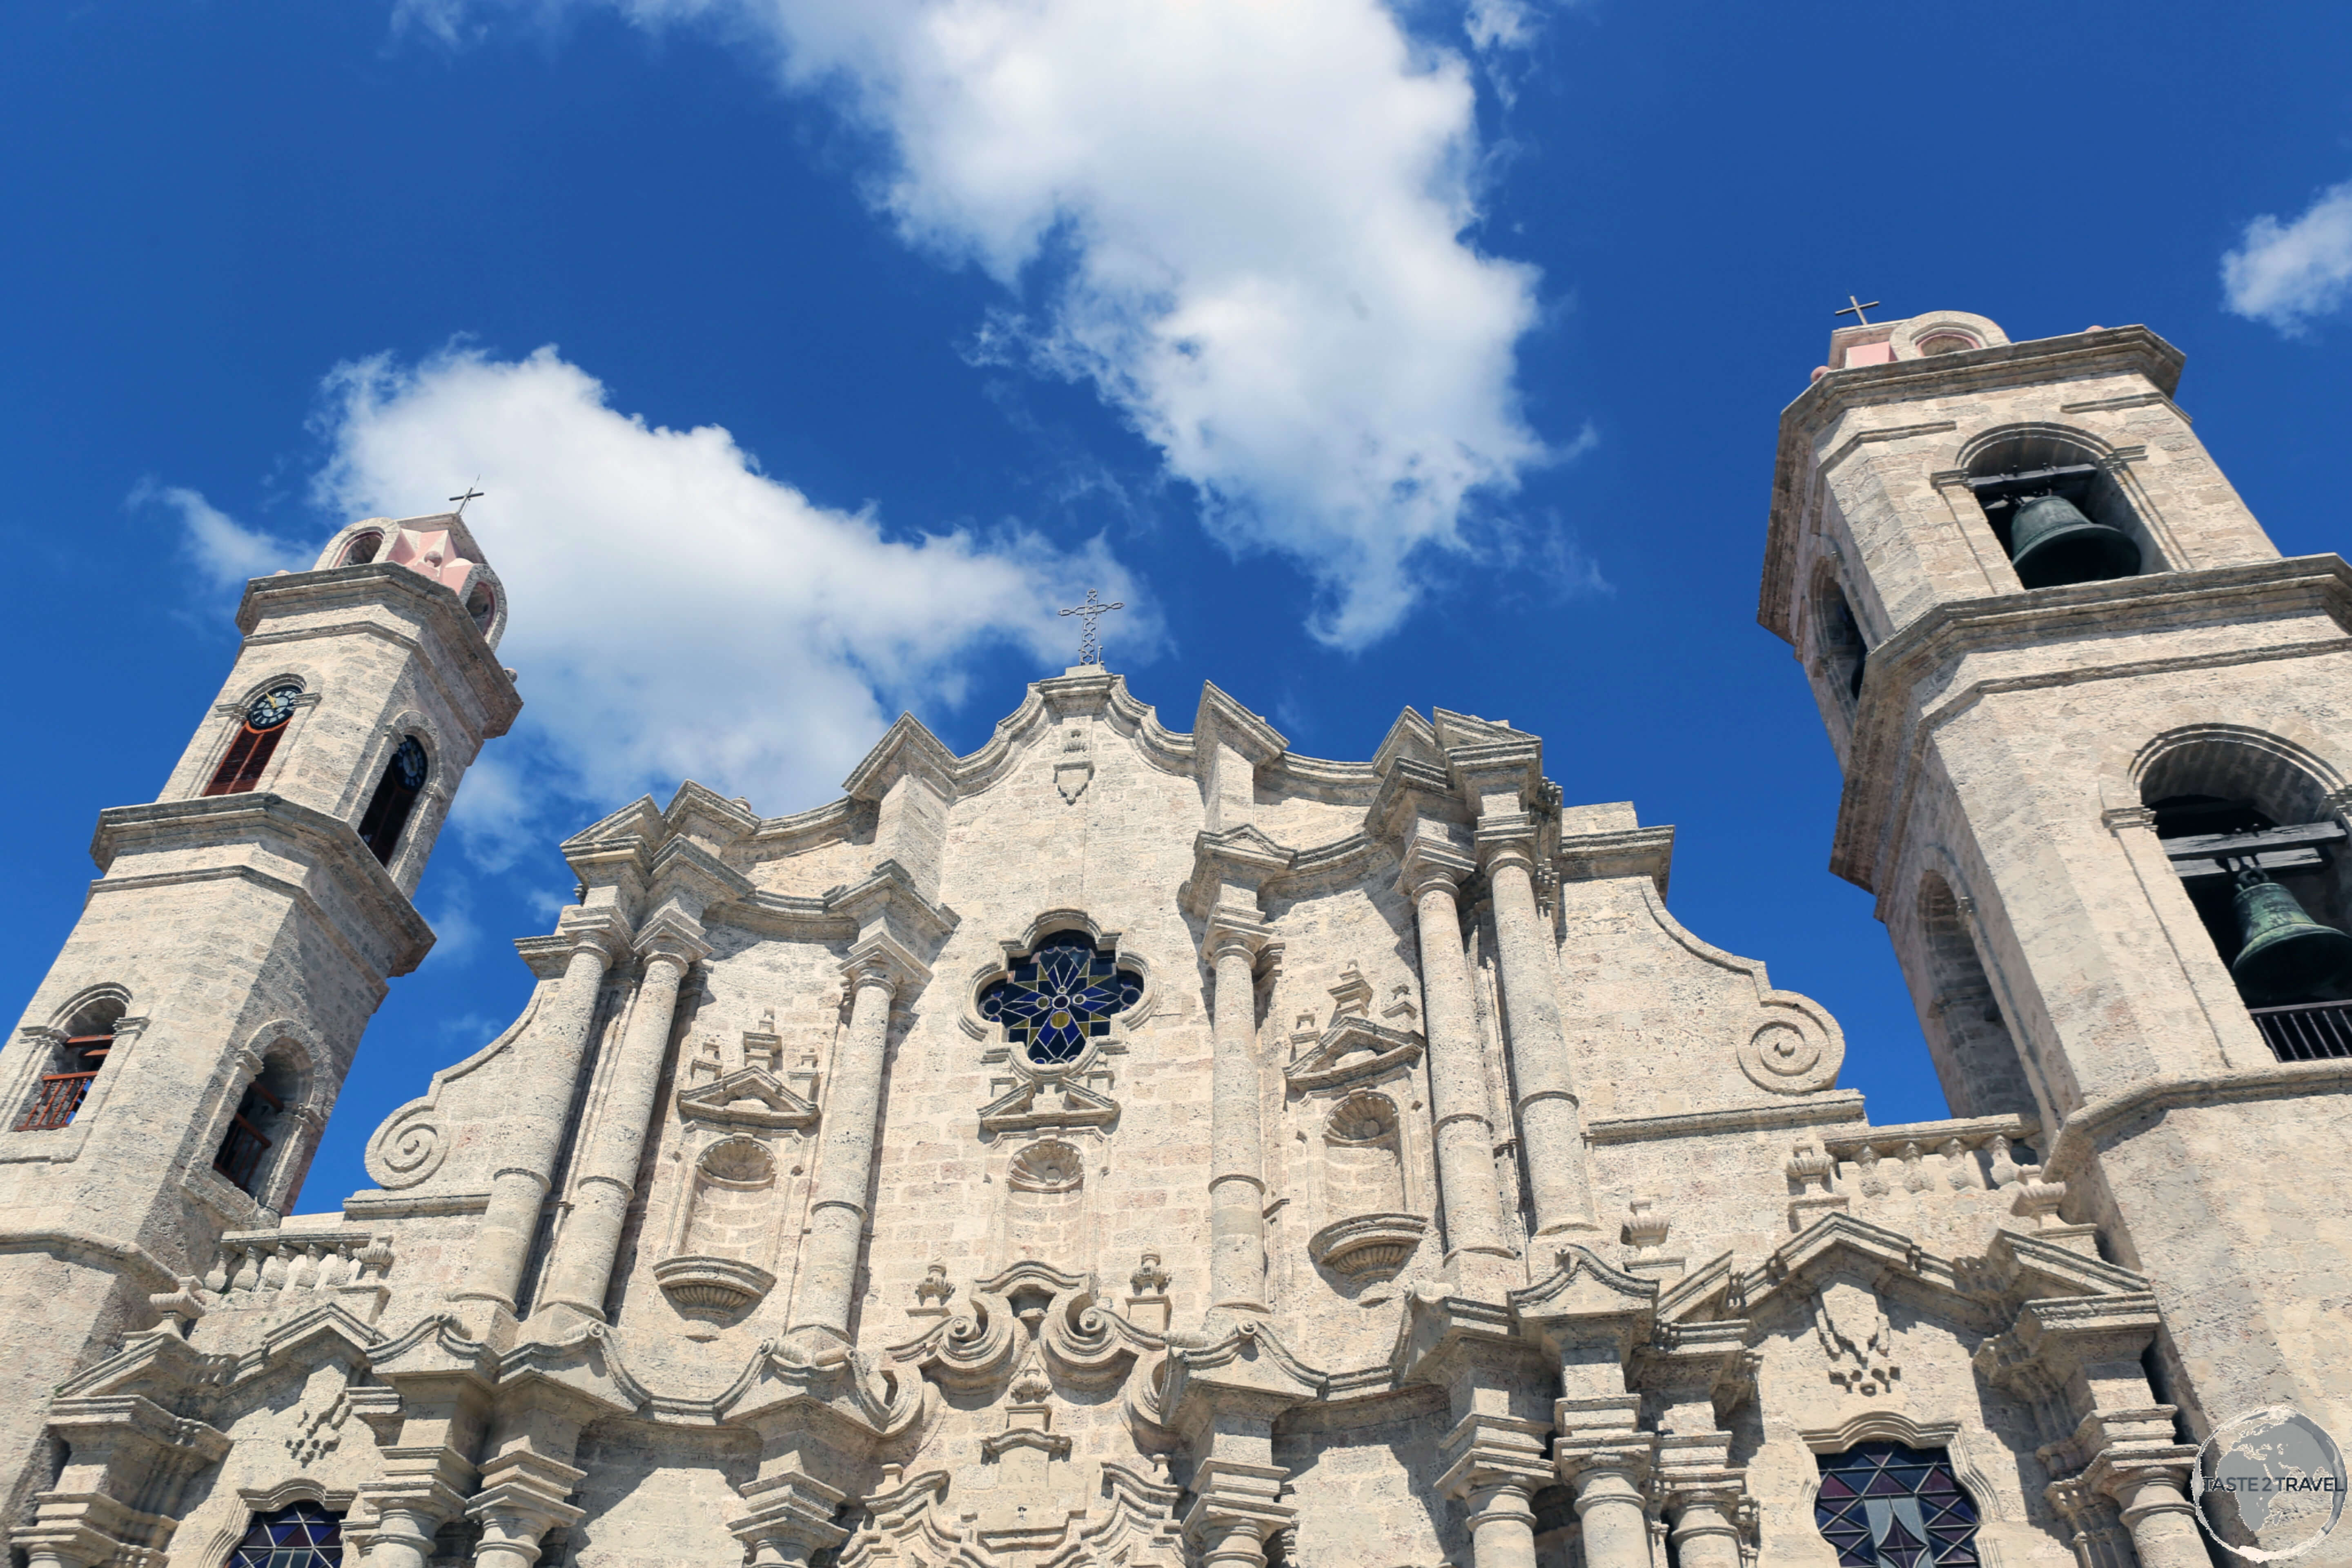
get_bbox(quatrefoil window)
[980,932,1142,1064]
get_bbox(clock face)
[246,683,302,731]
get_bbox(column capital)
[1397,837,1477,899]
[844,934,929,994]
[2082,1441,2201,1514]
[727,1472,851,1566]
[1203,908,1274,965]
[1474,812,1540,871]
[554,905,637,967]
[1560,1438,1656,1499]
[2100,804,2159,832]
[1437,1412,1554,1503]
[1181,1457,1295,1552]
[635,911,712,969]
[466,1449,588,1554]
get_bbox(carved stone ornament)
[1054,721,1093,805]
[1737,1014,1842,1095]
[978,1074,1119,1136]
[1812,1279,1900,1397]
[654,1254,778,1314]
[676,1066,820,1131]
[1285,1016,1425,1093]
[1307,1212,1430,1278]
[886,1258,1161,1393]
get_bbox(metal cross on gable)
[448,481,485,517]
[1834,294,1882,327]
[1059,589,1125,666]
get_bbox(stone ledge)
[1585,1091,1866,1145]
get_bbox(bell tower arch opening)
[1909,872,2037,1119]
[1960,427,2156,591]
[2140,733,2352,1031]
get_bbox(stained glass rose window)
[979,932,1143,1064]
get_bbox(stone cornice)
[1446,737,1545,810]
[1583,1091,1867,1146]
[235,562,521,736]
[1829,554,2352,894]
[1195,680,1290,765]
[1555,825,1675,892]
[1181,825,1299,918]
[90,794,437,977]
[1366,755,1464,844]
[2045,1055,2352,1183]
[841,713,961,803]
[1761,325,2186,641]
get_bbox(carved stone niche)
[1302,1089,1430,1281]
[657,1134,783,1337]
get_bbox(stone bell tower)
[0,512,519,1547]
[1762,310,2352,1465]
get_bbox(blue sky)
[5,0,2350,1212]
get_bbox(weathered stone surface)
[8,316,2348,1568]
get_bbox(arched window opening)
[339,531,383,567]
[214,1057,296,1196]
[2152,792,2352,1031]
[229,1501,343,1568]
[979,931,1142,1065]
[1814,1441,1981,1566]
[1815,576,1867,704]
[1963,432,2148,590]
[465,580,496,635]
[2143,736,2352,1055]
[357,736,429,865]
[1913,875,2034,1118]
[14,1004,118,1132]
[203,681,303,797]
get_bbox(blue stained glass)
[978,932,1143,1064]
[229,1503,342,1568]
[1814,1443,1981,1568]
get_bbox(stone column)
[1479,832,1595,1238]
[1664,1492,1743,1568]
[1194,1517,1273,1568]
[2103,1467,2207,1568]
[1462,1481,1539,1568]
[1405,854,1512,1278]
[358,1506,443,1568]
[790,956,899,1345]
[1568,1464,1652,1568]
[1206,925,1270,1318]
[534,930,703,1327]
[457,918,627,1318]
[729,1473,850,1568]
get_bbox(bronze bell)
[2230,868,2352,1005]
[2008,494,2140,589]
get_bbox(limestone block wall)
[16,660,2275,1568]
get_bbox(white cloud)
[2223,178,2352,334]
[401,0,1555,648]
[131,479,305,590]
[313,344,1143,826]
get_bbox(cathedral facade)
[4,311,2349,1568]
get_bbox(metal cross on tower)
[1059,589,1125,667]
[449,481,485,516]
[1834,294,1882,327]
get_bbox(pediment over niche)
[677,1067,819,1131]
[1285,1016,1424,1092]
[978,1074,1119,1135]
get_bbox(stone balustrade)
[1818,1115,2040,1194]
[1781,1116,2083,1245]
[198,1225,395,1320]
